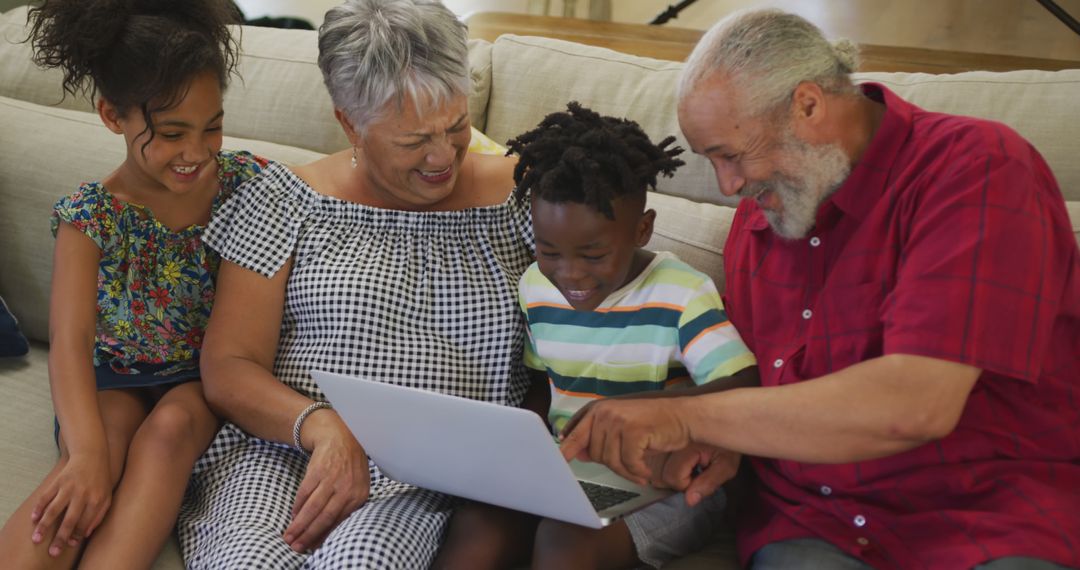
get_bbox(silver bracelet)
[292,401,333,457]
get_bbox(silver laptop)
[311,370,673,529]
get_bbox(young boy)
[512,102,759,569]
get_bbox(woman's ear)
[636,208,657,247]
[334,108,361,146]
[97,99,125,134]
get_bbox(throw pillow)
[0,295,29,357]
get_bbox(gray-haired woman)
[178,0,544,566]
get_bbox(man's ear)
[97,99,124,134]
[636,208,657,247]
[789,81,827,138]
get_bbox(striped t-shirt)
[519,251,756,433]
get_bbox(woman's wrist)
[292,401,333,457]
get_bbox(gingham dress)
[177,161,535,569]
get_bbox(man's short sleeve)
[884,125,1073,382]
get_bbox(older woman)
[177,0,539,566]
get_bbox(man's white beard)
[746,132,851,240]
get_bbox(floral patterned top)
[51,150,268,376]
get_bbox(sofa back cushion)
[0,7,493,156]
[484,34,1080,206]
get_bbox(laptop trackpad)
[570,459,674,520]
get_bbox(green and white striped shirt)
[519,252,756,433]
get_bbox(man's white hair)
[678,9,861,118]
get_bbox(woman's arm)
[200,257,315,442]
[200,257,371,553]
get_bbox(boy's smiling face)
[532,194,656,312]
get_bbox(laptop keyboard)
[578,480,640,512]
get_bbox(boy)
[513,102,758,569]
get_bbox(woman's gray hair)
[318,0,470,133]
[678,9,860,119]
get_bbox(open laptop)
[312,370,673,529]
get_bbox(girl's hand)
[283,409,371,553]
[31,451,112,557]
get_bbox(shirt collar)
[744,83,915,232]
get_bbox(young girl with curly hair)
[0,1,266,566]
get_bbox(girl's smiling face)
[532,195,656,312]
[102,71,225,199]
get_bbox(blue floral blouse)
[50,150,268,376]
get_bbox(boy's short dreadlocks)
[505,101,685,219]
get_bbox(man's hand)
[652,443,740,506]
[284,409,371,553]
[559,396,693,484]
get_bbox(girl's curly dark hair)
[25,0,242,153]
[505,101,685,219]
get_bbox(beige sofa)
[2,5,1078,568]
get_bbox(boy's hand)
[31,451,112,557]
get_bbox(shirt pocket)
[803,280,887,377]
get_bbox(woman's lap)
[179,424,453,569]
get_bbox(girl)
[0,0,266,567]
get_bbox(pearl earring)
[350,146,358,169]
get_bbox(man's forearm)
[680,354,980,464]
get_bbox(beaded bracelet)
[292,401,333,458]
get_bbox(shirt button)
[773,358,784,368]
[802,309,813,319]
[854,515,867,527]
[856,537,870,546]
[819,485,832,496]
[809,236,821,247]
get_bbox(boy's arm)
[673,364,759,396]
[520,368,551,420]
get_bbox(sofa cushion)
[468,39,494,132]
[646,192,735,293]
[484,35,724,207]
[0,6,93,114]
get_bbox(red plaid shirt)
[725,84,1080,569]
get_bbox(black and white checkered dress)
[177,162,535,569]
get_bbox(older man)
[560,9,1080,570]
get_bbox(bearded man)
[560,9,1080,570]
